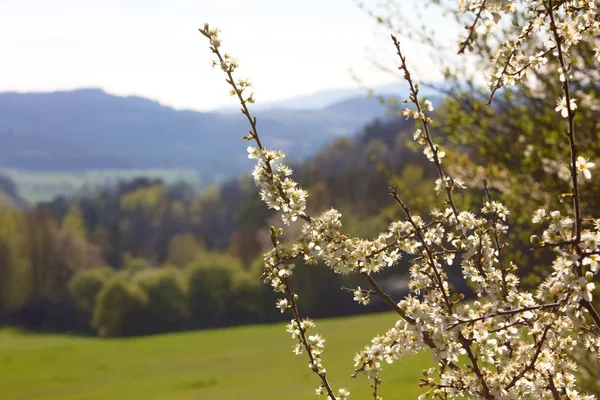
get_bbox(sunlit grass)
[0,312,432,400]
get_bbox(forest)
[2,1,600,398]
[0,115,440,336]
[1,72,598,343]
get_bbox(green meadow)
[0,168,201,204]
[0,312,432,400]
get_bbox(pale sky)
[0,0,457,111]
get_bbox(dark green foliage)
[122,256,153,275]
[134,267,189,333]
[92,276,147,337]
[185,253,242,325]
[2,113,435,336]
[227,270,265,323]
[68,267,113,314]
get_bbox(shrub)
[134,267,189,333]
[68,267,113,316]
[228,270,265,323]
[185,253,242,326]
[122,254,152,275]
[92,275,147,337]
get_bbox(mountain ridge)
[213,81,439,112]
[0,87,402,182]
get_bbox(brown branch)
[505,323,552,390]
[285,285,336,399]
[448,302,559,329]
[391,34,460,218]
[486,7,547,105]
[483,180,507,297]
[459,335,493,399]
[390,189,454,314]
[531,239,576,250]
[581,300,600,332]
[547,374,561,400]
[199,27,312,224]
[489,320,527,334]
[372,377,380,400]
[547,0,581,243]
[362,272,413,322]
[359,272,459,371]
[458,0,488,55]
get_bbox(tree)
[185,253,243,326]
[27,209,60,301]
[134,267,189,333]
[61,204,88,241]
[201,3,600,397]
[226,226,262,268]
[166,233,205,267]
[68,267,113,315]
[0,210,30,312]
[362,2,600,392]
[92,275,147,337]
[361,0,600,232]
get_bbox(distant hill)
[215,82,438,112]
[0,87,444,202]
[0,88,400,178]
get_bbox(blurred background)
[1,0,599,399]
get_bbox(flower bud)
[586,271,594,282]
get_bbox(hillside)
[0,89,394,180]
[0,312,430,400]
[213,82,438,111]
[0,116,438,336]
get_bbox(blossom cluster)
[473,0,600,102]
[299,208,401,274]
[248,146,308,224]
[201,1,600,398]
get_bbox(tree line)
[0,117,436,336]
[2,79,596,340]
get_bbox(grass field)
[0,168,201,204]
[0,312,432,399]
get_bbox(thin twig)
[390,189,454,314]
[458,0,488,55]
[448,302,559,329]
[547,0,581,244]
[483,180,508,297]
[505,323,552,390]
[391,34,460,218]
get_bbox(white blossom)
[201,5,600,398]
[576,156,596,179]
[555,97,577,118]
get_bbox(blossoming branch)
[200,1,600,398]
